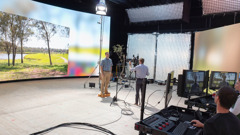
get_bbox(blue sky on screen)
[0,0,110,49]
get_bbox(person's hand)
[101,73,104,79]
[235,81,240,91]
[191,120,204,128]
[129,61,132,65]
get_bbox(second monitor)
[209,71,237,90]
[178,70,209,98]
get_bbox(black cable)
[69,126,109,135]
[30,122,116,135]
[143,89,164,116]
[116,101,134,116]
[144,89,163,108]
[177,97,183,106]
[111,82,135,116]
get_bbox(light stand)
[84,0,107,89]
[152,32,159,81]
[98,15,104,88]
[83,16,104,89]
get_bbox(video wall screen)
[193,23,240,73]
[0,0,110,82]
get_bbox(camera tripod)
[110,72,135,106]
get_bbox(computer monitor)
[165,71,174,108]
[209,71,237,90]
[177,70,209,97]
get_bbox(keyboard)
[172,122,189,135]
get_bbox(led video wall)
[193,23,240,73]
[0,0,110,82]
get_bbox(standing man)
[99,52,113,98]
[129,58,149,105]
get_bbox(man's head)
[105,52,109,58]
[215,86,238,110]
[221,73,227,81]
[139,58,144,64]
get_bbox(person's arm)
[202,120,216,135]
[129,61,136,72]
[191,120,204,128]
[230,97,240,115]
[146,67,149,76]
[231,81,240,115]
[235,81,240,91]
[100,61,104,77]
[111,60,113,72]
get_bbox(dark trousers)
[135,79,143,104]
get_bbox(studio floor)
[0,78,188,135]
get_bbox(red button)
[166,123,169,126]
[162,124,166,128]
[159,127,163,130]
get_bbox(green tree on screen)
[8,14,19,66]
[0,12,11,66]
[34,21,57,65]
[16,16,34,63]
[34,20,70,66]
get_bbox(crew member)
[99,52,113,98]
[129,58,149,106]
[192,86,240,135]
[230,81,240,118]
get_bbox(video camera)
[126,55,139,67]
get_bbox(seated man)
[230,81,240,118]
[192,86,240,135]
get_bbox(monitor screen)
[209,71,237,90]
[184,70,206,95]
[165,71,174,108]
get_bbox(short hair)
[105,52,109,55]
[217,86,238,109]
[139,58,144,64]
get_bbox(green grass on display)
[0,53,68,81]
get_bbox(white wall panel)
[156,33,191,81]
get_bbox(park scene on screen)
[210,72,237,89]
[0,0,110,82]
[184,70,205,94]
[0,11,69,81]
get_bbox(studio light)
[126,2,184,23]
[96,0,107,15]
[202,0,240,15]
